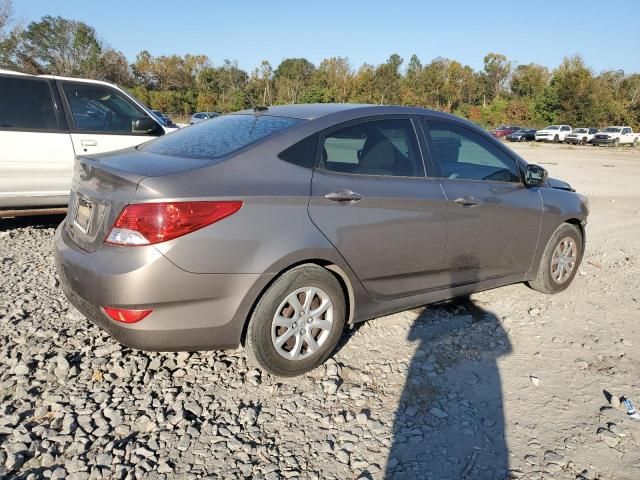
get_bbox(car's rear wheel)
[528,223,583,294]
[244,264,346,377]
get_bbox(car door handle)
[81,139,97,147]
[454,197,482,207]
[324,190,364,202]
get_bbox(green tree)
[274,57,315,103]
[482,53,511,101]
[0,0,20,69]
[511,63,550,98]
[16,15,102,75]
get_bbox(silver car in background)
[54,104,588,376]
[189,111,220,124]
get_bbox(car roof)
[0,68,124,89]
[232,103,460,121]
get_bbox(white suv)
[0,70,177,215]
[535,125,572,143]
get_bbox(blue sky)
[13,0,640,74]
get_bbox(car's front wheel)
[528,223,583,294]
[244,264,346,377]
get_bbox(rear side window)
[278,134,318,168]
[321,118,423,177]
[143,114,303,159]
[0,76,58,130]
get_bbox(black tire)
[553,134,559,143]
[528,223,583,294]
[519,136,526,142]
[613,138,619,147]
[633,138,638,148]
[244,264,346,377]
[581,137,587,145]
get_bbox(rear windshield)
[142,114,303,159]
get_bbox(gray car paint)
[54,104,588,352]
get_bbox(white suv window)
[63,83,148,134]
[0,76,59,131]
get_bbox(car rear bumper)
[54,221,272,351]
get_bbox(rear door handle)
[454,197,481,207]
[81,139,97,147]
[325,190,364,202]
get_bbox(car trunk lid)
[65,150,215,252]
[65,156,146,252]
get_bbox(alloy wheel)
[550,237,578,284]
[271,287,334,360]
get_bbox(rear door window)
[321,118,423,177]
[0,76,59,131]
[143,114,303,159]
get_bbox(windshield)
[495,125,509,130]
[544,125,560,130]
[574,129,587,133]
[142,114,304,159]
[603,127,621,133]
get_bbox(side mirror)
[525,164,548,187]
[132,116,160,134]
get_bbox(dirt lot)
[1,143,639,480]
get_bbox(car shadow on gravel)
[384,284,512,479]
[0,214,65,232]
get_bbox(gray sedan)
[54,104,588,376]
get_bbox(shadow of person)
[385,256,513,480]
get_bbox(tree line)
[1,3,639,128]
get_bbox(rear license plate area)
[73,195,94,234]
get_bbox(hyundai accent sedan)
[54,104,588,377]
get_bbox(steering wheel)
[103,111,115,131]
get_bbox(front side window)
[321,118,422,177]
[0,76,58,130]
[622,128,631,134]
[561,126,571,131]
[424,120,520,183]
[143,114,303,160]
[63,83,149,134]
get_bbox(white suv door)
[60,81,164,155]
[0,74,75,208]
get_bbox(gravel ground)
[1,143,640,480]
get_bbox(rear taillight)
[105,201,242,246]
[103,307,153,323]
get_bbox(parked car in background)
[593,126,640,147]
[535,125,572,143]
[189,112,220,124]
[506,128,536,142]
[490,125,521,139]
[0,69,178,216]
[564,128,598,145]
[151,110,177,128]
[54,104,588,376]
